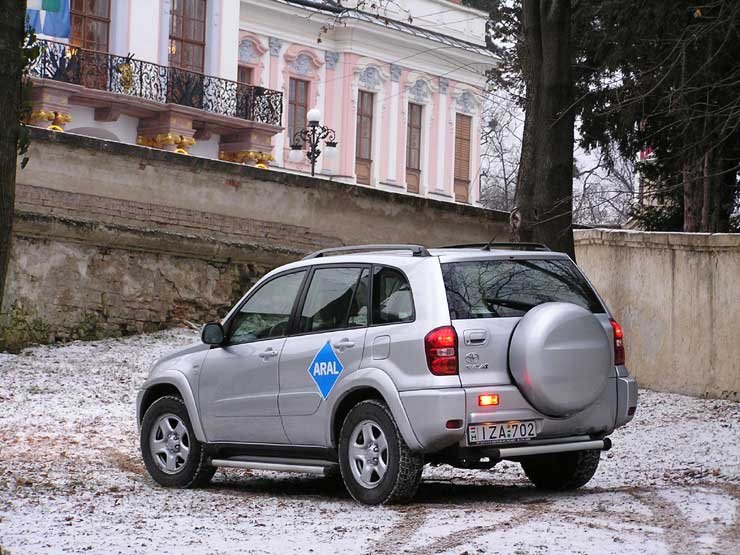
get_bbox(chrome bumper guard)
[485,437,612,459]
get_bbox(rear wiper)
[483,297,538,311]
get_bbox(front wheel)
[520,449,601,490]
[140,395,216,488]
[338,400,423,505]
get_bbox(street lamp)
[288,108,338,176]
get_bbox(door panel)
[279,329,368,417]
[278,265,370,445]
[198,269,307,444]
[199,339,288,443]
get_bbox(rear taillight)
[424,326,458,375]
[610,319,625,365]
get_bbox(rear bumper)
[478,437,611,459]
[615,375,638,428]
[399,375,635,453]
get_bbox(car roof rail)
[483,242,551,251]
[441,243,489,249]
[442,242,552,252]
[302,244,432,260]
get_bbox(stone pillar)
[137,111,196,154]
[28,85,73,131]
[219,126,276,167]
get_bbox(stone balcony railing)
[27,39,283,161]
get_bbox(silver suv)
[137,244,638,505]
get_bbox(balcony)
[28,39,283,161]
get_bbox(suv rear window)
[442,259,604,319]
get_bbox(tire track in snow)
[371,506,429,554]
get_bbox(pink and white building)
[28,0,493,204]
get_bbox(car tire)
[140,395,216,488]
[520,449,601,490]
[338,399,423,505]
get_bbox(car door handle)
[333,338,355,351]
[464,330,488,346]
[258,348,279,360]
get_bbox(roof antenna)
[483,234,499,251]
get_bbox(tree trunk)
[714,157,738,233]
[0,0,26,311]
[512,0,576,258]
[701,150,711,231]
[683,159,703,232]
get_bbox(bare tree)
[479,97,522,212]
[572,148,636,226]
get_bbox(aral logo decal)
[307,341,345,399]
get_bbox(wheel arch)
[137,371,207,442]
[328,368,423,451]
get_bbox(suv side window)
[298,267,370,333]
[229,270,306,344]
[372,266,414,324]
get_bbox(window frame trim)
[355,90,375,162]
[287,77,310,146]
[406,102,423,172]
[287,263,372,338]
[168,0,208,73]
[368,264,416,328]
[70,0,111,53]
[222,268,309,346]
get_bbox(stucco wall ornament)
[456,90,477,114]
[325,51,339,71]
[408,79,431,103]
[268,37,282,57]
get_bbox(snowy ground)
[0,330,738,555]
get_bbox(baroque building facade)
[28,0,492,204]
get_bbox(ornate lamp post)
[288,108,338,176]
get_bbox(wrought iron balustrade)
[30,39,283,127]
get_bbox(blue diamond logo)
[307,341,345,399]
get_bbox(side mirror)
[201,322,225,346]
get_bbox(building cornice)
[239,0,495,87]
[246,0,495,59]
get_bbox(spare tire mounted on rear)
[508,302,611,417]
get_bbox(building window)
[70,0,110,52]
[356,90,374,185]
[169,0,207,73]
[238,65,254,85]
[406,103,422,194]
[454,113,472,202]
[288,78,309,146]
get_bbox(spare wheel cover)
[508,302,611,417]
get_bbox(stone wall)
[1,129,509,351]
[575,229,740,400]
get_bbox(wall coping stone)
[574,228,740,251]
[30,128,510,223]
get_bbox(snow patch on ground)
[1,331,738,554]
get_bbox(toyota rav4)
[137,243,638,505]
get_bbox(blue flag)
[42,0,70,39]
[26,10,43,35]
[26,0,70,39]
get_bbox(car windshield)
[441,258,605,319]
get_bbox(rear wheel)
[338,400,423,505]
[140,395,216,488]
[521,449,601,490]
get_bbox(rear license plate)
[467,421,537,445]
